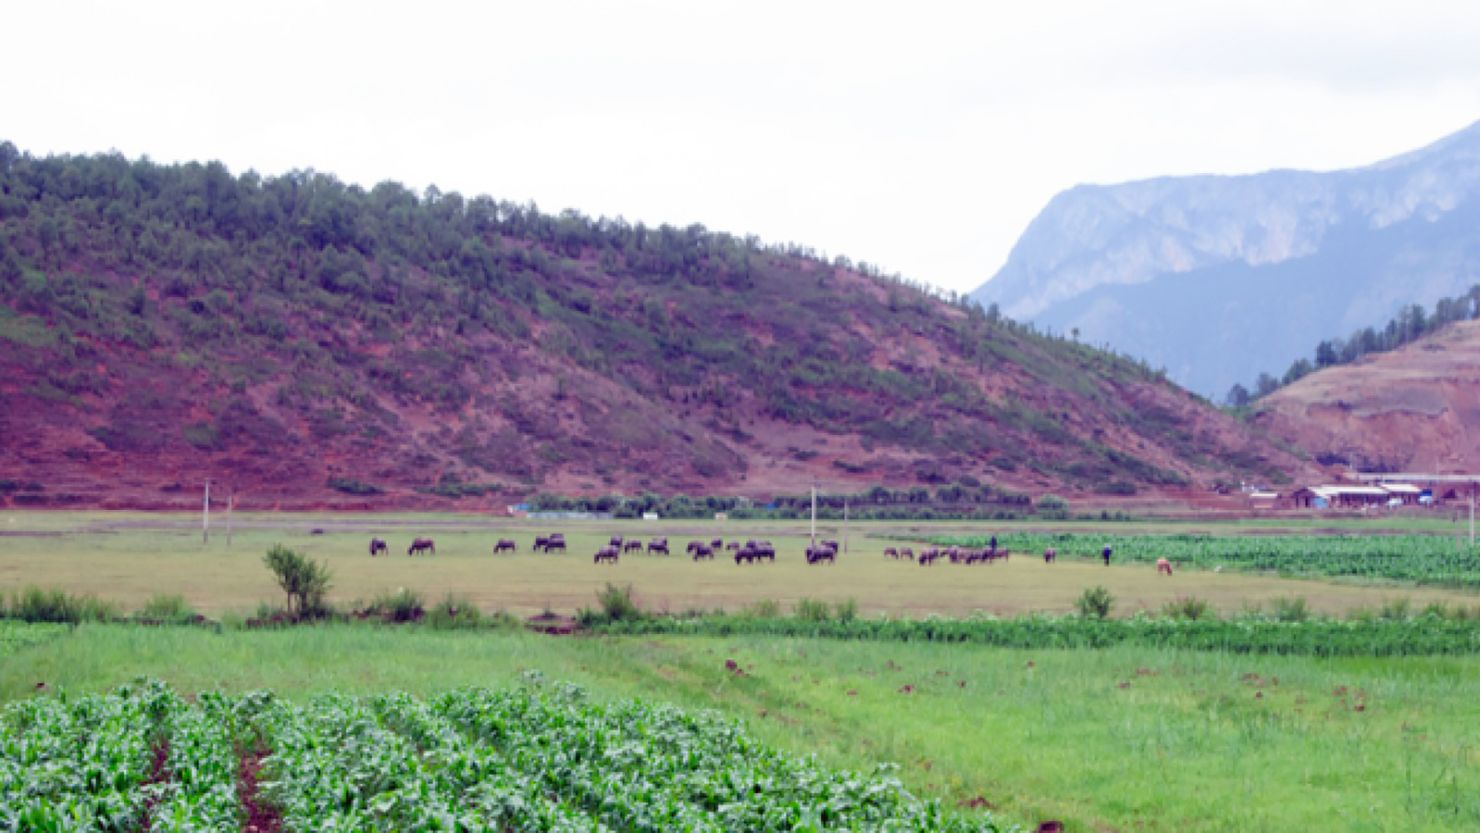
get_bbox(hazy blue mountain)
[973,119,1480,398]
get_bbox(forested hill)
[0,143,1309,508]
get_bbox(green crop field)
[1,675,997,831]
[3,511,1479,619]
[936,531,1480,588]
[2,624,1477,832]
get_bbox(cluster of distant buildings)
[1247,482,1448,510]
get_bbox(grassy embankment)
[1,623,1476,832]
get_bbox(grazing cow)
[734,541,775,564]
[1043,547,1057,563]
[884,547,899,559]
[805,542,837,564]
[692,543,714,560]
[647,537,669,555]
[534,535,550,553]
[369,538,388,557]
[901,547,915,561]
[408,537,435,556]
[918,548,940,566]
[727,541,741,551]
[714,539,727,551]
[623,539,643,553]
[546,536,567,553]
[493,539,516,554]
[1156,557,1173,576]
[609,535,624,548]
[686,540,704,555]
[594,545,619,564]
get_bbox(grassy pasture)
[2,624,1477,832]
[3,511,1479,618]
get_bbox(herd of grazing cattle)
[364,533,821,565]
[366,534,1165,571]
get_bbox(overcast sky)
[5,1,1480,294]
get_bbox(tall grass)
[3,587,119,623]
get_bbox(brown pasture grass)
[1,512,1475,617]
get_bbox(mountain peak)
[972,118,1480,398]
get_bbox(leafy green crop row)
[0,679,170,831]
[590,613,1480,657]
[931,532,1480,588]
[1,679,1007,831]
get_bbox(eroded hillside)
[0,144,1311,507]
[1255,319,1480,473]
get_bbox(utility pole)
[1471,483,1475,546]
[810,483,817,546]
[226,488,234,548]
[202,479,211,545]
[843,497,848,554]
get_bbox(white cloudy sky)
[4,0,1480,294]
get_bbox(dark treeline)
[523,478,1038,520]
[1228,285,1480,406]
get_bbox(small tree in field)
[1075,585,1114,619]
[263,544,332,619]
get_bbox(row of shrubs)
[1069,584,1480,623]
[579,584,1480,657]
[0,587,194,625]
[587,608,1480,657]
[9,576,1480,657]
[0,586,522,631]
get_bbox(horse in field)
[493,539,516,554]
[408,538,435,556]
[369,538,388,557]
[1156,557,1173,576]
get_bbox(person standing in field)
[1101,544,1111,566]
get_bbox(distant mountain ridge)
[973,119,1480,398]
